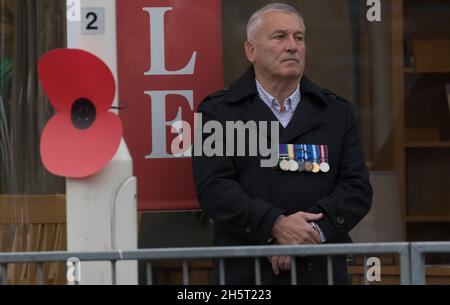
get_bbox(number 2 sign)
[81,7,105,34]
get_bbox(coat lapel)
[243,95,277,124]
[224,67,327,143]
[226,67,279,140]
[280,95,322,144]
[240,95,279,141]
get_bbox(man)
[192,3,372,285]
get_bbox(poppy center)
[71,98,96,129]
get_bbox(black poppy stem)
[110,101,128,110]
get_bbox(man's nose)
[285,35,298,52]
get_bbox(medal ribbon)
[279,144,288,157]
[294,144,302,160]
[312,144,318,162]
[319,145,325,162]
[287,144,295,160]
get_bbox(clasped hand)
[267,211,323,275]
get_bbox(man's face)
[245,11,306,81]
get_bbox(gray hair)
[246,3,303,41]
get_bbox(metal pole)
[290,257,297,285]
[410,245,426,285]
[363,256,369,285]
[219,259,226,285]
[111,261,117,285]
[399,245,412,285]
[326,256,333,285]
[37,263,45,285]
[254,258,261,285]
[0,264,7,285]
[146,262,153,285]
[182,260,189,285]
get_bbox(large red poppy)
[38,48,122,178]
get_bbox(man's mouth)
[282,58,299,63]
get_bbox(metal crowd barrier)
[410,242,450,285]
[0,242,449,285]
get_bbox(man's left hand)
[267,253,291,275]
[268,221,324,275]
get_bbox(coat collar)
[225,66,327,143]
[224,66,328,106]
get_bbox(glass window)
[0,0,66,195]
[222,0,394,171]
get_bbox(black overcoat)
[192,67,373,285]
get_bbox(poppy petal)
[38,48,115,113]
[40,111,123,178]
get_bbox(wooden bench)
[0,195,66,284]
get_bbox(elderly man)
[192,3,372,285]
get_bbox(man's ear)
[244,41,256,63]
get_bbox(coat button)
[306,262,315,271]
[336,216,345,225]
[245,225,252,233]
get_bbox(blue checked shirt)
[256,80,326,243]
[256,80,301,128]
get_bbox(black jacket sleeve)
[306,102,373,243]
[192,99,285,245]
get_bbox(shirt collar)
[223,66,327,107]
[255,79,300,112]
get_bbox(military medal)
[280,159,290,171]
[279,144,290,171]
[304,161,313,172]
[313,163,320,173]
[287,144,298,171]
[304,144,313,172]
[289,160,298,171]
[319,144,330,173]
[311,144,320,173]
[297,160,305,172]
[295,144,305,172]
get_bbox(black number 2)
[86,12,98,30]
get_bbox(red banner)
[116,0,223,211]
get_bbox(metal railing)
[0,242,449,285]
[410,242,450,285]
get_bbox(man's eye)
[273,34,284,39]
[296,36,304,41]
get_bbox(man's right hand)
[271,211,323,245]
[267,212,323,275]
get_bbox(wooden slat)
[26,225,38,284]
[43,224,53,251]
[406,215,450,223]
[31,224,43,284]
[0,224,3,252]
[412,39,450,72]
[349,265,450,277]
[405,141,450,148]
[48,223,62,280]
[0,195,67,284]
[20,225,30,280]
[51,224,63,284]
[406,149,450,215]
[3,224,12,253]
[0,195,66,224]
[55,224,67,284]
[391,0,407,241]
[8,225,21,282]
